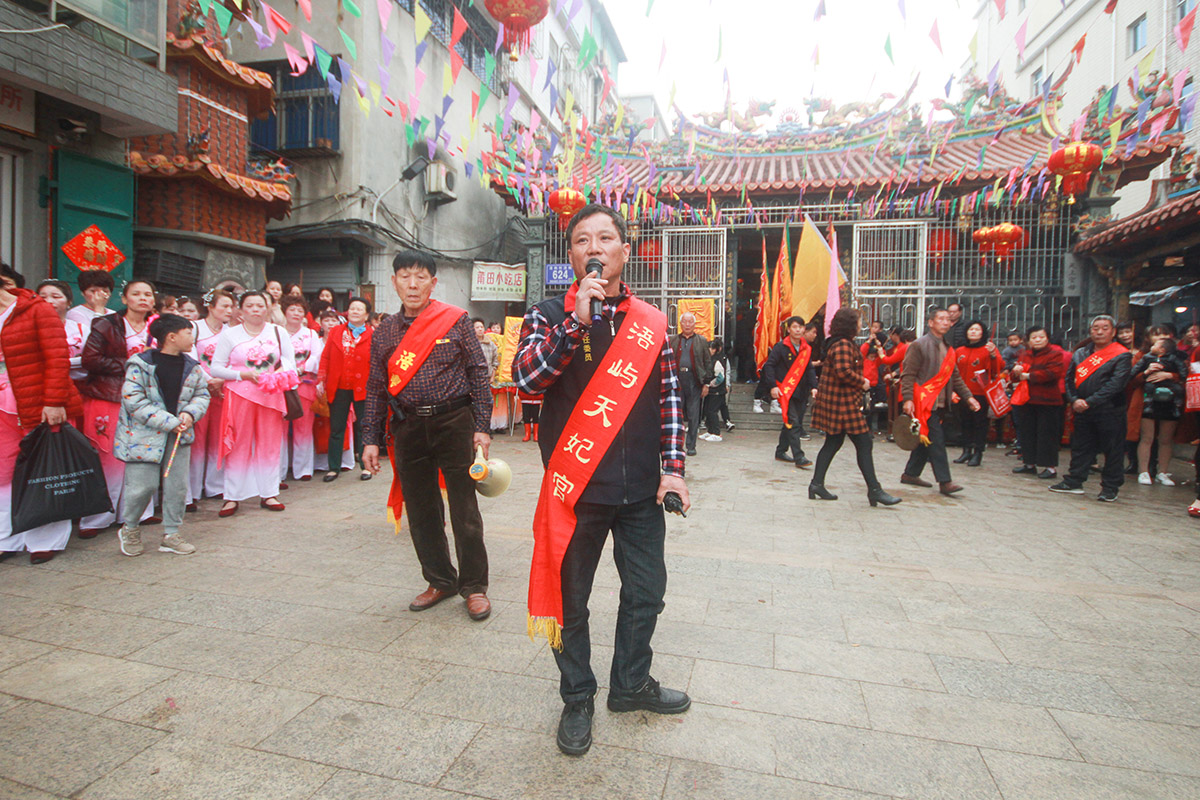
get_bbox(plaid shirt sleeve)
[659,337,685,478]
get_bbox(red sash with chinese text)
[777,338,813,428]
[527,289,666,650]
[1074,342,1126,388]
[384,300,465,530]
[911,345,957,444]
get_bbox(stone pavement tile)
[0,635,53,672]
[0,649,175,714]
[716,559,833,589]
[52,577,192,615]
[899,597,1057,638]
[256,643,442,708]
[703,599,847,642]
[774,634,944,691]
[831,569,962,603]
[1050,709,1200,777]
[520,641,696,693]
[155,563,296,599]
[0,692,23,714]
[990,632,1183,684]
[1037,615,1196,653]
[0,597,73,637]
[10,606,186,658]
[140,591,304,634]
[649,619,775,667]
[105,672,318,746]
[860,683,1080,759]
[406,664,561,735]
[437,725,671,800]
[258,575,402,613]
[663,759,894,800]
[931,655,1137,717]
[981,749,1200,800]
[309,769,478,799]
[1104,675,1200,726]
[257,696,480,783]
[664,553,724,576]
[257,607,411,652]
[77,734,333,800]
[128,626,306,681]
[948,584,1102,620]
[843,617,1007,662]
[1081,595,1200,629]
[979,555,1112,583]
[773,716,1001,799]
[664,571,774,604]
[593,704,779,774]
[688,659,868,726]
[252,550,380,582]
[0,565,101,600]
[868,547,993,573]
[353,562,434,590]
[0,777,61,799]
[0,702,163,797]
[384,620,543,674]
[770,585,908,622]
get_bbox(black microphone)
[585,258,603,322]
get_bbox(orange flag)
[775,227,793,321]
[753,234,774,368]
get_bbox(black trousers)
[327,389,364,472]
[1065,410,1125,493]
[680,376,702,451]
[812,431,880,490]
[522,402,540,424]
[703,392,727,434]
[776,397,807,461]
[959,395,989,450]
[554,495,666,703]
[1015,404,1063,468]
[904,408,952,483]
[391,405,488,596]
[794,394,811,435]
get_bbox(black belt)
[400,395,472,418]
[679,367,692,372]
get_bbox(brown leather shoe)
[409,586,453,612]
[900,473,932,488]
[465,593,491,621]
[939,481,964,495]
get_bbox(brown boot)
[939,481,964,495]
[900,473,932,488]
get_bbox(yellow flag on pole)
[776,227,793,320]
[791,215,843,324]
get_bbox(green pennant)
[884,35,894,65]
[962,94,976,123]
[199,0,212,15]
[647,0,655,13]
[476,85,490,118]
[315,48,333,79]
[212,2,232,35]
[343,0,362,17]
[406,122,416,148]
[485,51,496,85]
[577,28,598,71]
[339,27,357,60]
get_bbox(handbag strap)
[272,325,284,373]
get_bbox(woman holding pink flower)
[210,290,296,517]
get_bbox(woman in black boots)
[809,308,901,507]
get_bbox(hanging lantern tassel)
[1048,141,1103,205]
[990,222,1025,264]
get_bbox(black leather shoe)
[322,472,339,483]
[1012,465,1037,475]
[795,458,813,469]
[607,677,691,714]
[774,452,793,463]
[808,483,837,500]
[557,696,594,756]
[953,448,971,464]
[868,487,902,507]
[967,450,982,467]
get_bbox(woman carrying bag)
[280,295,324,482]
[316,297,373,482]
[808,308,901,507]
[0,264,84,563]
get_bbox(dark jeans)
[554,495,667,703]
[904,408,952,483]
[522,402,540,424]
[776,397,807,461]
[680,377,702,451]
[959,395,989,450]
[327,389,364,472]
[794,394,810,436]
[703,391,727,434]
[1015,404,1063,468]
[1065,410,1125,493]
[391,405,488,596]
[812,431,880,490]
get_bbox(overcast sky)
[606,0,979,126]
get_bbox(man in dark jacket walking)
[1050,315,1132,502]
[669,312,713,456]
[763,317,815,469]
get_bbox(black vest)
[536,294,664,506]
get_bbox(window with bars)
[1128,14,1148,56]
[416,0,501,93]
[249,62,340,156]
[1180,0,1197,21]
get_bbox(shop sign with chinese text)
[0,81,34,137]
[472,261,526,302]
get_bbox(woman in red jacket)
[954,321,1003,467]
[79,279,157,535]
[317,296,373,482]
[1010,326,1066,479]
[0,264,84,563]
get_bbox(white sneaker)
[1157,473,1176,487]
[697,433,712,442]
[752,399,764,413]
[117,525,143,557]
[770,400,782,414]
[159,534,196,555]
[725,420,735,431]
[1138,472,1153,485]
[707,434,723,442]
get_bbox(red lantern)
[637,238,662,269]
[927,228,958,268]
[1047,141,1103,205]
[972,226,993,263]
[990,222,1025,261]
[547,187,586,229]
[485,0,550,62]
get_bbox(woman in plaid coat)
[810,308,901,507]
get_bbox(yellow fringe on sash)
[528,614,563,651]
[386,507,403,535]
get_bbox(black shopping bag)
[11,423,111,534]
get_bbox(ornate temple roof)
[1075,186,1200,255]
[129,151,292,219]
[166,32,275,118]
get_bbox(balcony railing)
[249,61,340,157]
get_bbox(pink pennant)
[450,50,464,83]
[377,0,392,30]
[414,66,426,95]
[659,40,667,71]
[530,109,541,134]
[993,0,1005,19]
[929,20,942,54]
[284,42,308,75]
[1176,7,1196,54]
[471,90,479,120]
[261,2,292,37]
[1071,114,1085,141]
[599,67,615,111]
[1150,114,1169,141]
[300,31,316,62]
[450,7,468,49]
[298,0,311,22]
[1015,19,1028,61]
[1174,68,1190,104]
[529,55,539,90]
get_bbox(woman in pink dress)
[279,295,323,482]
[79,279,157,535]
[210,290,295,516]
[36,280,87,385]
[189,289,234,503]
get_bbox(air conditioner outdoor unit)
[424,161,457,203]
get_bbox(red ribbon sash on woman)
[777,338,813,427]
[911,345,957,444]
[528,293,666,650]
[1074,341,1126,387]
[384,300,465,530]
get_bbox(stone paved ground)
[1,427,1199,799]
